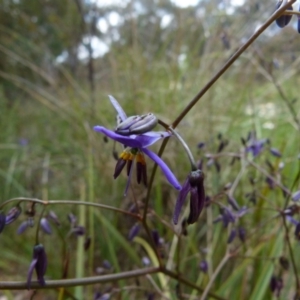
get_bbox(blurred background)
[0,0,300,299]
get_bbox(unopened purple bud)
[270,276,277,293]
[0,211,5,233]
[238,227,246,242]
[128,223,140,241]
[269,147,281,157]
[197,142,205,149]
[227,229,237,243]
[17,219,33,234]
[72,226,85,236]
[68,213,77,225]
[275,2,293,28]
[47,211,60,226]
[40,218,52,235]
[266,176,275,189]
[5,206,22,225]
[295,223,300,240]
[102,260,111,269]
[152,230,160,247]
[292,190,300,202]
[199,260,208,273]
[27,244,47,289]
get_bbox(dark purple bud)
[72,226,85,236]
[279,256,289,270]
[292,190,300,202]
[0,211,5,233]
[188,170,205,224]
[84,237,91,251]
[40,218,52,235]
[68,213,77,225]
[17,219,33,234]
[197,142,205,149]
[142,256,151,266]
[146,293,155,300]
[199,260,208,273]
[266,176,275,189]
[284,205,298,216]
[152,230,160,247]
[114,158,126,179]
[27,244,47,289]
[227,196,240,211]
[275,2,293,28]
[5,206,22,225]
[295,223,300,240]
[102,260,111,269]
[227,229,237,243]
[270,276,278,293]
[181,218,188,236]
[238,227,246,242]
[128,223,140,241]
[47,211,60,226]
[217,139,228,153]
[103,136,108,143]
[269,147,281,157]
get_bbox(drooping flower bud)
[0,211,5,233]
[275,1,293,28]
[227,228,237,243]
[173,169,205,225]
[5,206,22,225]
[128,223,140,241]
[40,218,52,235]
[199,260,208,273]
[27,244,47,289]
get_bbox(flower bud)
[275,1,293,28]
[0,211,5,233]
[40,218,52,235]
[27,244,47,289]
[128,223,140,241]
[5,206,22,225]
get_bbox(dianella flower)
[94,96,181,195]
[173,169,205,225]
[27,244,47,289]
[275,1,293,28]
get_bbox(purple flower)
[27,244,47,289]
[5,206,22,225]
[275,1,293,28]
[94,96,181,195]
[246,138,267,157]
[292,190,300,202]
[227,229,237,243]
[173,169,205,225]
[128,223,140,241]
[40,218,52,235]
[214,206,248,228]
[199,260,208,273]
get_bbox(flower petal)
[94,126,143,148]
[142,148,181,190]
[137,131,171,148]
[173,176,190,224]
[108,95,127,122]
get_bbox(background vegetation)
[0,0,300,299]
